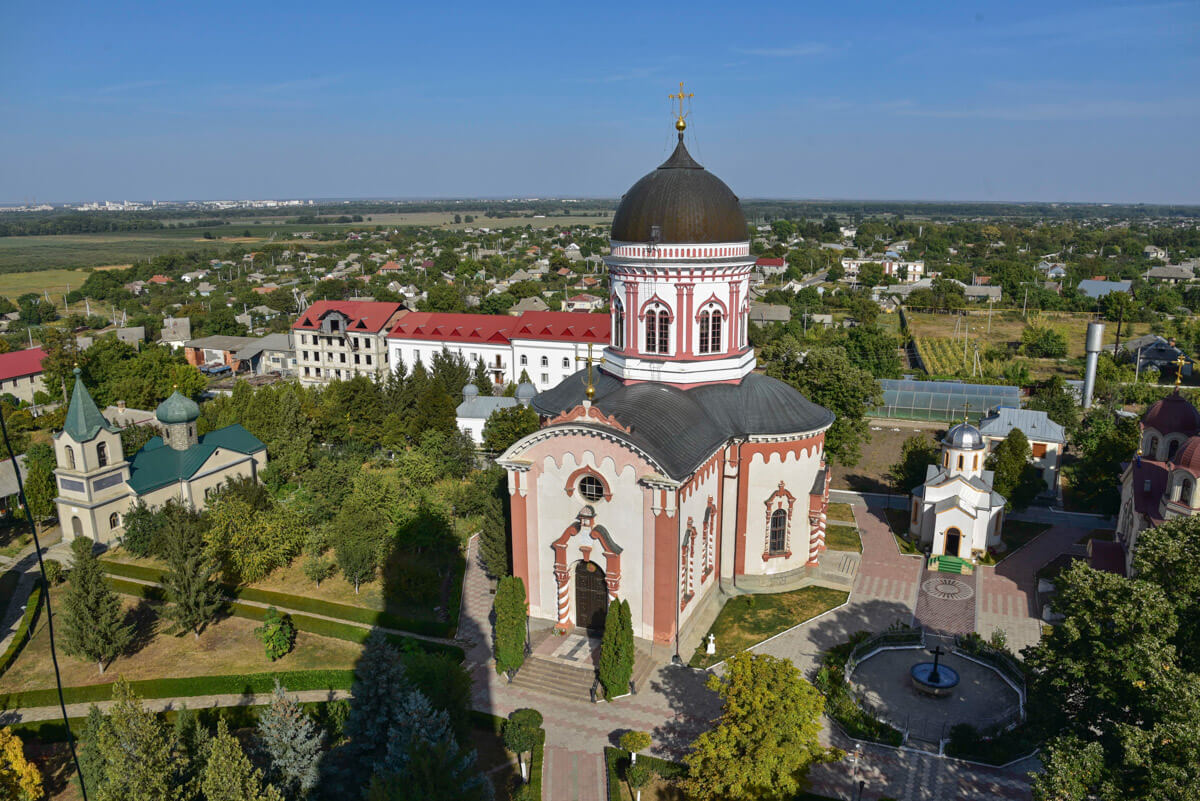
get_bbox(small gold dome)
[675,117,687,131]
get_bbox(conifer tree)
[60,537,133,674]
[493,576,527,675]
[597,598,625,699]
[21,442,56,529]
[257,681,323,798]
[618,599,636,691]
[343,631,409,755]
[76,705,107,796]
[408,382,457,439]
[160,504,223,638]
[202,719,284,801]
[92,679,187,801]
[366,738,494,801]
[472,359,493,396]
[477,497,510,579]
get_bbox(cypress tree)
[477,498,510,580]
[61,537,133,674]
[618,599,636,692]
[493,576,527,675]
[256,681,323,798]
[597,598,625,699]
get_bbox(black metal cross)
[929,645,946,682]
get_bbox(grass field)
[906,310,1144,361]
[689,586,848,668]
[0,208,614,274]
[0,267,94,299]
[0,586,363,695]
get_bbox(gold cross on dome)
[1175,353,1188,387]
[576,343,607,401]
[961,402,971,424]
[669,81,694,131]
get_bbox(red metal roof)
[0,347,46,381]
[756,257,785,267]
[292,300,405,333]
[388,311,609,345]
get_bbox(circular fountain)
[909,645,960,698]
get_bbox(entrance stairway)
[927,554,973,575]
[509,656,597,701]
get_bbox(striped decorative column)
[553,569,571,628]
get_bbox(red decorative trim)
[563,464,613,501]
[637,294,673,321]
[547,404,632,434]
[695,292,729,315]
[763,481,796,559]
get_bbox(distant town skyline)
[3,0,1198,204]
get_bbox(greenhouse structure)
[872,379,1022,423]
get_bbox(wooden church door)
[574,561,608,632]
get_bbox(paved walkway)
[0,538,53,655]
[0,689,352,724]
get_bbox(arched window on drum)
[643,302,671,355]
[612,296,625,349]
[697,302,724,355]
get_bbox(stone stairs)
[509,656,597,701]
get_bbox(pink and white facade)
[498,130,835,658]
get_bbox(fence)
[953,635,1027,710]
[845,626,925,680]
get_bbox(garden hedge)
[99,559,458,637]
[0,668,355,710]
[0,579,44,678]
[102,577,463,661]
[604,747,686,801]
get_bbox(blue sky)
[2,1,1198,203]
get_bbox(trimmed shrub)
[255,606,296,661]
[42,560,63,585]
[0,580,44,678]
[493,575,527,674]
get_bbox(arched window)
[698,305,724,354]
[644,305,671,355]
[96,442,108,468]
[1169,439,1181,460]
[768,509,787,555]
[943,452,949,468]
[1150,436,1160,456]
[109,512,120,529]
[1181,478,1194,506]
[64,445,75,470]
[973,454,979,471]
[957,454,964,470]
[612,298,625,349]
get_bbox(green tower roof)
[63,367,117,442]
[155,390,200,424]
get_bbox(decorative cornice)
[546,403,632,434]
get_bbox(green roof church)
[53,369,266,546]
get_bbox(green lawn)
[689,586,849,669]
[825,524,862,553]
[884,507,910,536]
[825,503,857,523]
[894,533,923,555]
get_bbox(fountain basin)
[910,662,960,698]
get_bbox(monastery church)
[499,112,836,658]
[53,368,267,546]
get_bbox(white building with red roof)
[387,310,609,391]
[0,347,47,404]
[291,301,407,385]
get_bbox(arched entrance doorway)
[574,561,608,632]
[944,527,962,558]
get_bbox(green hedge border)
[0,668,353,710]
[103,577,463,661]
[603,747,687,801]
[99,559,458,638]
[0,579,44,678]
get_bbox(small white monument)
[706,633,716,655]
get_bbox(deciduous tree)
[482,405,540,453]
[21,442,56,527]
[0,727,42,801]
[887,433,940,493]
[682,653,833,801]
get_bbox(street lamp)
[849,743,862,801]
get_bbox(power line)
[0,412,88,800]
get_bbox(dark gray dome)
[943,422,985,450]
[610,135,747,245]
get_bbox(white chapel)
[910,421,1006,562]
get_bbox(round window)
[579,475,605,501]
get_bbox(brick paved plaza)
[458,499,1083,799]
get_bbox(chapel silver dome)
[943,422,985,450]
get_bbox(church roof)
[609,135,748,244]
[155,390,200,424]
[63,368,118,442]
[531,369,834,480]
[1143,391,1200,436]
[127,423,264,495]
